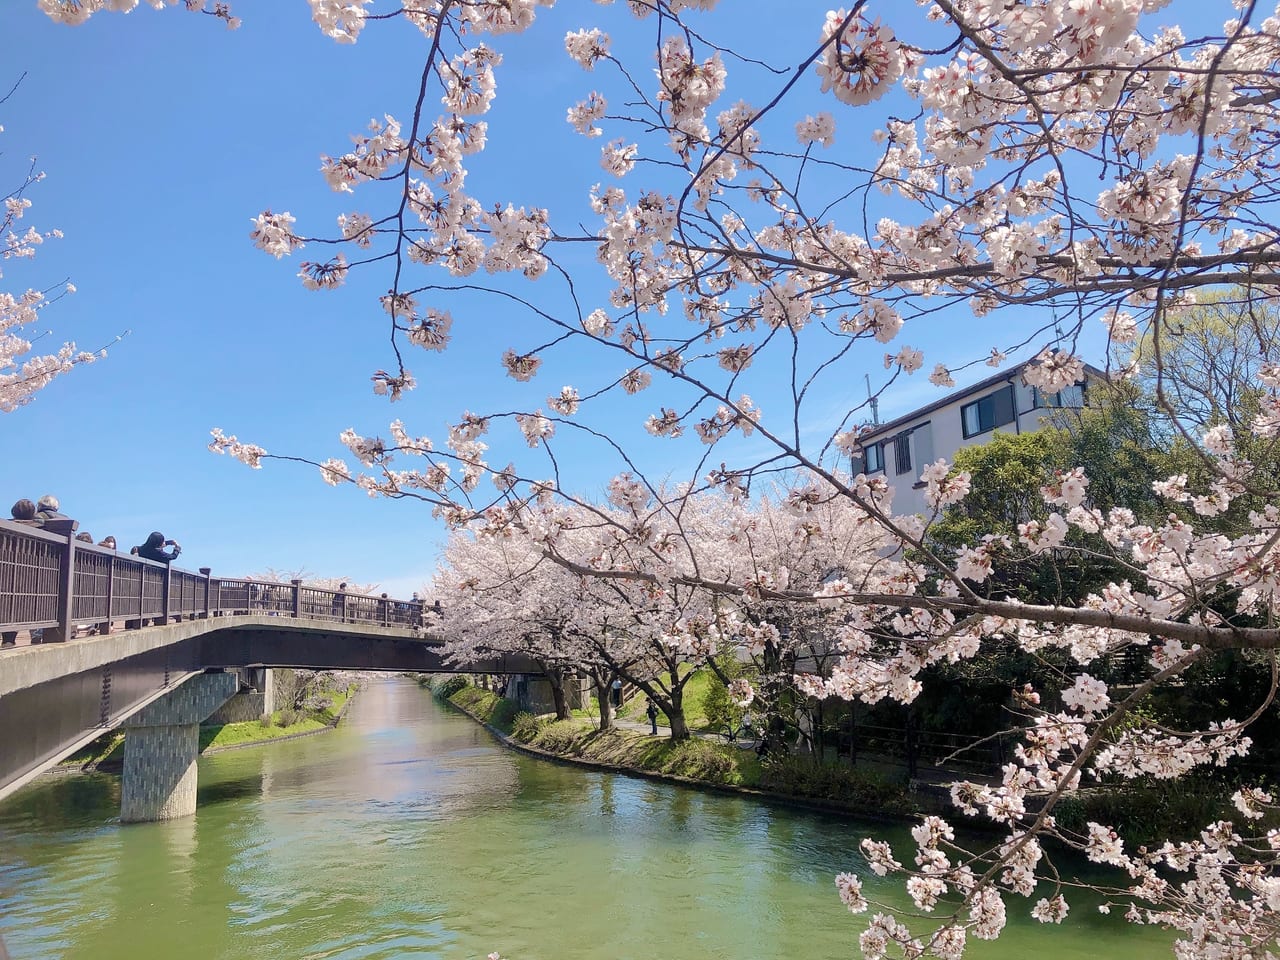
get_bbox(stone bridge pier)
[120,671,239,823]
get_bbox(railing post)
[162,564,172,625]
[133,561,145,629]
[99,552,115,637]
[292,579,303,619]
[380,593,390,627]
[199,567,212,618]
[47,530,77,643]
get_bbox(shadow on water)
[194,771,267,807]
[0,774,118,831]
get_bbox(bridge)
[0,519,537,821]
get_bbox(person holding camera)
[135,531,181,564]
[645,699,659,736]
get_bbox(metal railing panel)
[213,578,252,615]
[252,583,293,617]
[0,524,62,629]
[344,594,381,625]
[71,547,113,622]
[141,566,165,621]
[171,570,204,617]
[299,586,340,621]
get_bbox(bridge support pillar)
[120,672,238,823]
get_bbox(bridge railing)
[0,519,431,643]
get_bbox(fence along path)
[0,519,427,645]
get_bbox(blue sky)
[0,1,1213,595]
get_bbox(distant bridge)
[0,519,538,818]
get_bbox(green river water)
[0,678,1172,959]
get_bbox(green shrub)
[511,712,545,743]
[700,655,750,737]
[449,685,519,732]
[277,707,301,728]
[1052,794,1087,835]
[759,755,912,812]
[487,698,518,732]
[533,720,585,753]
[700,674,744,738]
[433,675,470,699]
[258,713,273,729]
[657,739,739,783]
[1056,778,1231,847]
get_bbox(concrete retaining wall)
[204,691,268,725]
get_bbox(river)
[0,677,1172,959]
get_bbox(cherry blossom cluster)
[40,0,240,29]
[0,120,102,413]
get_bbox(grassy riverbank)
[202,684,354,752]
[454,683,757,784]
[444,682,913,817]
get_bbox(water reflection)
[0,678,1173,960]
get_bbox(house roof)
[858,358,1106,442]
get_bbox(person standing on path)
[646,699,659,736]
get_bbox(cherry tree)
[47,0,1280,956]
[433,526,590,720]
[662,474,895,753]
[434,492,732,738]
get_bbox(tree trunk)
[595,674,614,732]
[666,686,690,741]
[546,666,572,721]
[668,707,691,741]
[760,641,789,757]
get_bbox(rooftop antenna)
[865,373,880,425]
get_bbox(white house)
[851,359,1100,516]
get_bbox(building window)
[1032,383,1085,409]
[864,442,884,474]
[894,433,912,475]
[961,385,1016,438]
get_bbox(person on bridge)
[34,495,78,536]
[136,532,181,564]
[9,499,38,525]
[35,495,68,522]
